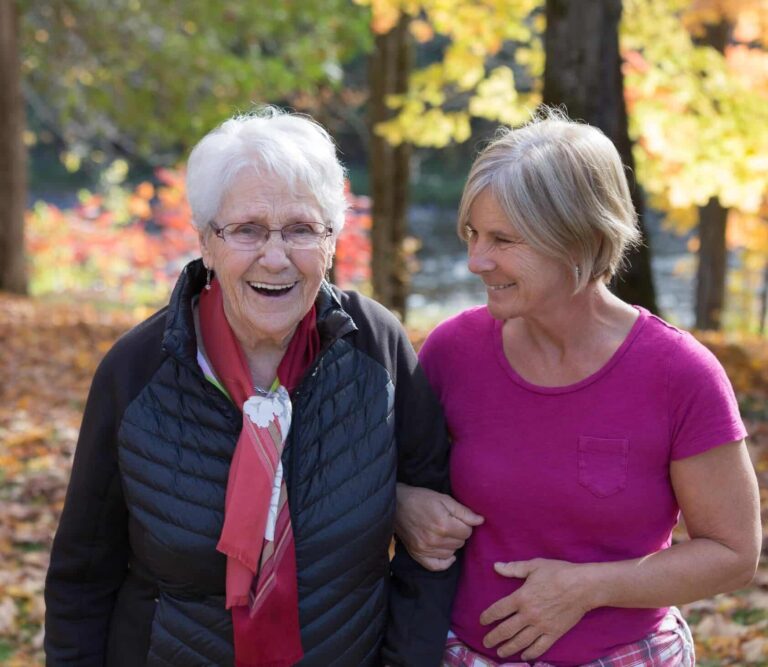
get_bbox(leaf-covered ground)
[1,294,767,666]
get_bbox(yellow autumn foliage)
[354,0,542,146]
[624,0,768,243]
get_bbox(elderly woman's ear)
[199,228,213,270]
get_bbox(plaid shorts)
[442,607,694,667]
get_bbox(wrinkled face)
[465,189,573,321]
[200,169,333,350]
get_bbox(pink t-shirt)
[418,306,746,667]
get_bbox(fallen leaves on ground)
[1,294,767,665]
[0,294,136,666]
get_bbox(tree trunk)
[0,0,28,294]
[694,198,728,330]
[543,0,658,312]
[693,21,730,331]
[368,16,411,320]
[759,261,768,336]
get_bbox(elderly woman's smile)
[248,281,298,296]
[201,170,332,352]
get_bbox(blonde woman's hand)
[480,558,596,661]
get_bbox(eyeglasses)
[210,221,333,250]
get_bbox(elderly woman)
[44,108,455,667]
[396,111,761,666]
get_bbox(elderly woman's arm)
[386,349,460,665]
[480,440,761,661]
[345,295,460,666]
[44,352,131,666]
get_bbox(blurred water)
[407,205,696,328]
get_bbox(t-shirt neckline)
[492,306,649,395]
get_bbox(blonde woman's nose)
[467,245,496,274]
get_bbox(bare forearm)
[583,538,757,611]
[587,443,761,610]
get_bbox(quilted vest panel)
[118,338,396,667]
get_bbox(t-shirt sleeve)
[668,331,747,460]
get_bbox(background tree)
[543,0,658,312]
[20,1,370,163]
[356,0,541,317]
[363,0,768,321]
[364,0,542,148]
[623,0,768,330]
[363,0,661,313]
[0,0,28,294]
[3,0,372,293]
[685,1,768,330]
[692,17,730,331]
[369,15,412,317]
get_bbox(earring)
[205,266,213,291]
[575,265,582,279]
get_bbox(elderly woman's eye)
[231,224,263,237]
[290,223,318,236]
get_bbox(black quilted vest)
[115,269,397,666]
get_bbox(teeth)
[248,281,296,290]
[488,283,514,291]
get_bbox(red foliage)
[335,183,373,291]
[26,167,373,306]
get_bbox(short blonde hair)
[458,108,641,290]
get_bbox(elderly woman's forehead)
[219,172,320,211]
[228,169,315,198]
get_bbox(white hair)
[458,108,641,290]
[186,106,348,236]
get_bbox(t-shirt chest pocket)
[577,436,629,498]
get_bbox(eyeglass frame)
[208,220,334,250]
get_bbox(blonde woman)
[396,111,760,666]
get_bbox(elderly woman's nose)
[258,236,293,268]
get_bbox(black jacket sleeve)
[339,291,458,667]
[44,312,166,666]
[383,316,458,667]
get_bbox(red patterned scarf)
[199,278,319,667]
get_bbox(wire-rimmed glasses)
[210,221,333,251]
